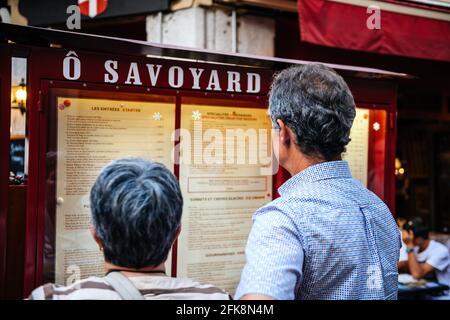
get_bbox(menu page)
[177,104,273,295]
[343,108,370,186]
[55,96,175,285]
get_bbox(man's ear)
[276,119,291,147]
[89,224,103,249]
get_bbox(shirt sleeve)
[426,244,450,272]
[235,203,304,300]
[27,283,54,300]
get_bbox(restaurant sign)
[62,51,262,94]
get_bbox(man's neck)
[104,262,167,277]
[286,153,341,177]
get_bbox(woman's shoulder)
[28,275,232,300]
[130,276,232,300]
[27,276,121,300]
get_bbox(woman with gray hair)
[29,158,230,300]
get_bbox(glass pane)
[367,109,387,200]
[342,107,387,200]
[176,96,273,295]
[6,57,28,299]
[10,57,27,183]
[43,87,176,285]
[436,133,450,232]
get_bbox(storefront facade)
[0,23,404,299]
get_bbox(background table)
[398,281,449,300]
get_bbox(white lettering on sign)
[0,7,11,23]
[247,73,261,94]
[62,51,262,93]
[206,70,221,91]
[190,68,204,90]
[104,60,118,83]
[63,51,81,80]
[125,62,142,85]
[146,64,162,86]
[227,71,241,92]
[168,66,184,88]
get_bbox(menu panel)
[54,96,175,284]
[343,108,370,186]
[177,104,273,294]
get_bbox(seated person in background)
[396,217,407,230]
[29,158,230,300]
[399,222,450,292]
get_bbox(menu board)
[55,96,175,285]
[343,108,370,186]
[177,104,273,295]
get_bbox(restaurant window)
[6,56,28,299]
[435,133,450,232]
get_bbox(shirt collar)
[278,160,353,196]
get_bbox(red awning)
[298,0,450,62]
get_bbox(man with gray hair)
[29,158,230,300]
[236,63,400,300]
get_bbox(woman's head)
[89,158,183,269]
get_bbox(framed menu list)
[342,108,370,186]
[177,102,273,295]
[50,94,175,285]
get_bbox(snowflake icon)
[192,110,202,121]
[152,112,162,121]
[373,122,380,131]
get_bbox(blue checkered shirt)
[235,161,401,300]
